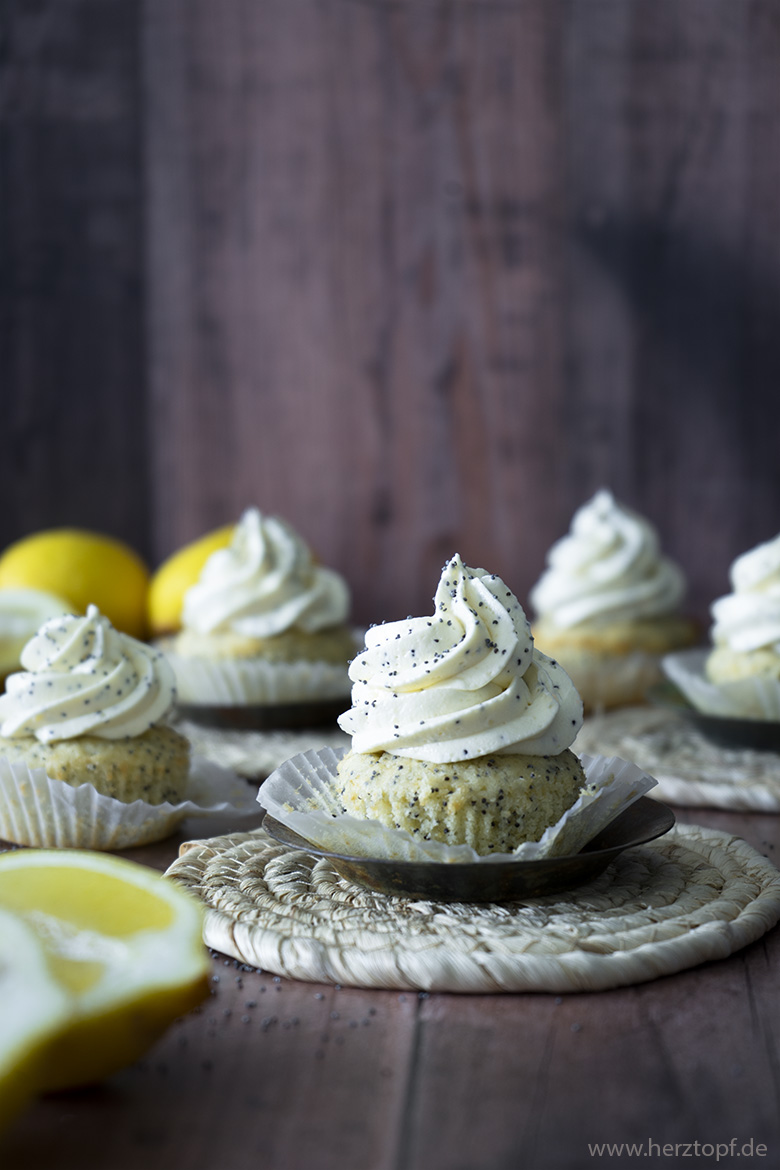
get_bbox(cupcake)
[0,605,189,805]
[163,508,356,713]
[334,554,586,855]
[706,533,780,684]
[663,532,780,721]
[530,490,697,711]
[0,588,70,687]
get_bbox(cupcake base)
[335,748,586,855]
[0,725,190,805]
[532,616,699,711]
[0,753,258,850]
[161,641,352,707]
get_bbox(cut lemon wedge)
[0,909,73,1130]
[0,849,209,1096]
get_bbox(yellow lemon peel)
[0,529,150,640]
[0,849,209,1109]
[148,524,235,636]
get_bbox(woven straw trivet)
[165,824,780,993]
[575,706,780,811]
[174,720,349,781]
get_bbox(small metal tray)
[648,683,780,753]
[176,697,348,731]
[261,796,676,903]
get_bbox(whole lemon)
[148,523,235,636]
[0,528,150,640]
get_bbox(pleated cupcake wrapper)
[258,747,657,865]
[663,648,780,721]
[161,644,351,706]
[0,753,259,850]
[566,649,666,707]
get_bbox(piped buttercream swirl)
[0,605,176,742]
[337,555,582,762]
[181,509,349,637]
[530,489,685,628]
[710,533,780,654]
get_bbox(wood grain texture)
[0,0,149,557]
[2,804,780,1170]
[1,0,779,626]
[142,0,780,628]
[144,0,571,625]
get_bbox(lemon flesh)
[0,528,150,640]
[148,524,234,636]
[0,909,73,1131]
[0,849,209,1093]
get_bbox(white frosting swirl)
[0,589,70,676]
[710,533,780,654]
[530,490,685,628]
[337,555,582,762]
[0,605,176,743]
[181,509,349,637]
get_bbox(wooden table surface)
[3,800,780,1170]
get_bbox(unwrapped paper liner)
[159,641,353,705]
[258,747,657,865]
[0,753,259,850]
[663,649,780,721]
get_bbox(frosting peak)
[337,554,583,762]
[710,533,780,654]
[0,605,176,742]
[530,490,685,628]
[181,509,349,638]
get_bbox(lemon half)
[0,909,72,1131]
[0,849,209,1102]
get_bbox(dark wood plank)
[563,0,780,619]
[2,0,780,627]
[143,0,780,629]
[143,0,575,625]
[0,0,149,558]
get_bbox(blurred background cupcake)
[530,490,698,711]
[664,530,780,721]
[161,508,358,720]
[0,588,70,687]
[706,532,780,685]
[0,604,189,807]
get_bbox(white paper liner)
[561,648,667,711]
[258,747,657,865]
[0,753,259,850]
[663,648,780,721]
[160,642,351,706]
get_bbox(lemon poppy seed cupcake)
[530,490,697,711]
[0,605,189,804]
[706,532,780,685]
[335,554,586,856]
[164,508,357,709]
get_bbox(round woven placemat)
[165,824,780,993]
[575,707,780,811]
[174,720,349,781]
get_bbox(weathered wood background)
[2,0,779,626]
